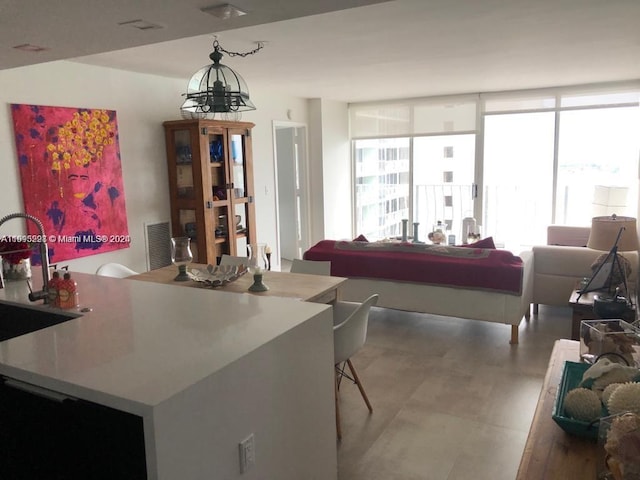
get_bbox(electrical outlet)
[239,433,255,474]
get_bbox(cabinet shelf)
[164,119,257,264]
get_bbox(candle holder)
[171,236,193,281]
[248,272,269,292]
[247,243,269,291]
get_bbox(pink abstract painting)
[11,104,130,263]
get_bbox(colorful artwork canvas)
[11,104,130,263]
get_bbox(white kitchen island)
[0,272,337,479]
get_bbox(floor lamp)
[579,215,639,306]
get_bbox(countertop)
[0,271,331,415]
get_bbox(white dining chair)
[333,293,379,439]
[95,263,138,278]
[290,259,331,276]
[219,254,249,266]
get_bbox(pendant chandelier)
[181,39,263,119]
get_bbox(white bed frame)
[339,250,534,344]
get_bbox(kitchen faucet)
[0,213,50,303]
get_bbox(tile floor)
[335,304,572,480]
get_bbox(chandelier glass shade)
[181,41,257,118]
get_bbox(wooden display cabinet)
[163,119,256,264]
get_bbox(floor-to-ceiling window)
[351,84,640,248]
[483,111,555,249]
[351,99,477,241]
[556,104,639,225]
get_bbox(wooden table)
[516,339,598,480]
[129,264,347,304]
[568,286,636,340]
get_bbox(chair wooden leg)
[510,324,519,345]
[335,371,342,440]
[346,359,372,412]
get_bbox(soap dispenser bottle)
[48,270,62,307]
[58,272,78,309]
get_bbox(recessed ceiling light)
[201,4,247,20]
[13,44,48,53]
[118,19,164,31]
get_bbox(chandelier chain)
[213,39,264,58]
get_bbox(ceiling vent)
[118,19,164,31]
[13,44,48,53]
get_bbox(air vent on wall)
[145,221,172,270]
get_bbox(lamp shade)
[180,40,256,119]
[592,185,629,217]
[587,215,639,251]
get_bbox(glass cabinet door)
[174,129,195,200]
[230,133,246,199]
[206,129,231,261]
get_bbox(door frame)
[272,121,311,267]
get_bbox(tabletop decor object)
[187,264,247,288]
[171,236,193,281]
[580,215,638,308]
[428,221,447,244]
[580,319,640,367]
[598,412,640,480]
[0,239,32,280]
[401,219,408,242]
[247,243,269,291]
[412,222,421,243]
[552,361,605,439]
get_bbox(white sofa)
[532,225,639,310]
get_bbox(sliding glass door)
[413,134,475,242]
[483,112,555,249]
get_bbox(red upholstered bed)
[303,240,534,344]
[304,240,524,295]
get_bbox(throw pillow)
[353,234,369,242]
[458,236,496,249]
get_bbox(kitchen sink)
[0,301,80,342]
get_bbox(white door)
[274,124,309,262]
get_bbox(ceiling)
[3,0,640,103]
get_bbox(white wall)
[238,88,308,269]
[0,61,309,274]
[307,99,325,245]
[307,99,351,242]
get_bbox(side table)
[517,340,597,479]
[568,285,636,341]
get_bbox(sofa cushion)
[534,245,602,277]
[547,225,590,247]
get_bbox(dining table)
[128,264,347,304]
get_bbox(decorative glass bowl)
[187,264,247,288]
[580,319,640,367]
